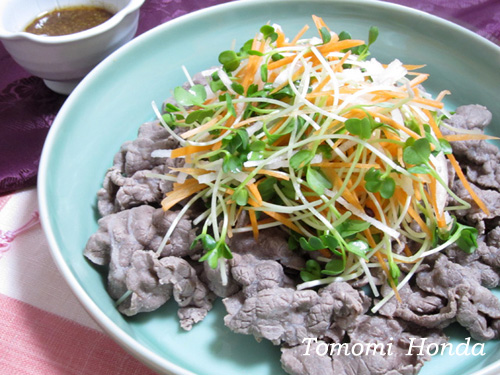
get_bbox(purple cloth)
[0,0,498,195]
[387,0,500,43]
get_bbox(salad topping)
[151,16,493,312]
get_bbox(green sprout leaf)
[299,236,321,251]
[407,165,432,174]
[234,188,249,206]
[368,26,379,46]
[300,259,322,282]
[164,103,180,112]
[222,129,248,154]
[364,167,395,199]
[306,167,332,196]
[279,179,296,200]
[290,150,314,170]
[260,64,268,82]
[288,235,299,250]
[224,93,237,117]
[455,223,478,254]
[249,140,266,152]
[320,234,339,252]
[379,177,396,199]
[317,144,332,160]
[231,82,245,95]
[185,109,215,124]
[388,260,400,285]
[439,138,453,155]
[345,117,372,139]
[364,168,383,192]
[336,219,371,238]
[209,75,227,92]
[219,50,240,72]
[321,258,345,276]
[257,177,277,201]
[271,53,284,61]
[223,154,243,173]
[199,238,233,269]
[260,25,278,42]
[320,26,331,44]
[403,138,431,165]
[338,31,351,41]
[174,85,207,107]
[346,240,369,260]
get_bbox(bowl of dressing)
[0,0,144,94]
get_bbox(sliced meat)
[442,105,500,191]
[84,206,198,300]
[118,250,171,316]
[117,250,214,330]
[281,315,446,375]
[229,229,306,270]
[452,180,500,235]
[97,121,181,216]
[379,282,456,329]
[416,255,500,341]
[156,256,214,330]
[224,253,369,346]
[201,259,240,298]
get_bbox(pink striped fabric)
[0,294,157,375]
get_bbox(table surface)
[0,0,499,374]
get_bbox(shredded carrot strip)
[162,179,207,211]
[402,64,426,70]
[242,36,265,89]
[312,15,328,32]
[428,176,447,228]
[268,39,362,71]
[180,116,222,139]
[290,24,310,45]
[311,75,331,93]
[444,134,500,142]
[248,209,259,241]
[270,66,305,94]
[244,168,290,180]
[448,154,489,214]
[409,74,429,87]
[334,50,352,72]
[423,109,489,215]
[268,54,295,71]
[247,183,263,206]
[211,140,222,151]
[170,144,213,158]
[374,250,402,302]
[403,245,413,257]
[275,29,286,48]
[169,167,210,176]
[317,39,364,54]
[395,188,431,236]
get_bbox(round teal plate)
[38,1,500,374]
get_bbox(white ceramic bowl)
[0,0,144,94]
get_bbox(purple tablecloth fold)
[0,0,498,195]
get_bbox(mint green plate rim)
[38,0,500,374]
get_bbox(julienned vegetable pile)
[150,15,494,312]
